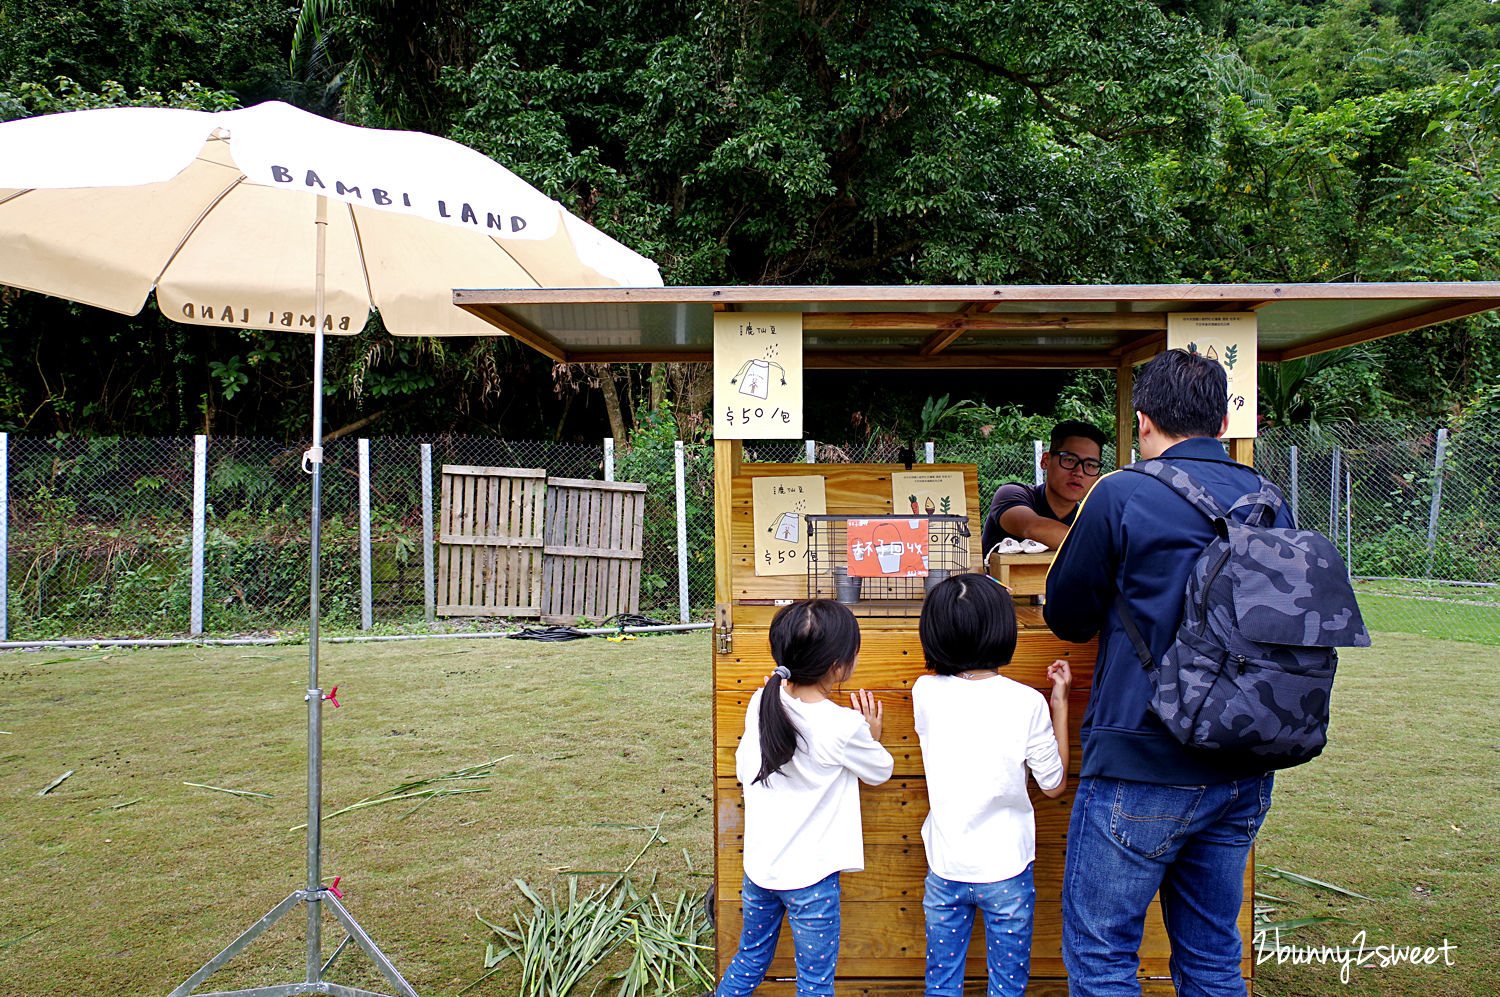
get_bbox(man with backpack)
[1044,348,1366,997]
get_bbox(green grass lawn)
[1354,585,1500,645]
[1,630,1495,996]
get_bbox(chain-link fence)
[1257,418,1500,645]
[0,434,708,639]
[3,425,1497,642]
[5,436,196,637]
[942,425,1500,645]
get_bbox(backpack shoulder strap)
[1115,599,1157,672]
[1119,460,1228,522]
[1226,485,1286,527]
[1122,459,1286,527]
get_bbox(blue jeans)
[1062,774,1274,997]
[923,865,1035,997]
[716,872,840,997]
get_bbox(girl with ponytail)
[714,599,893,997]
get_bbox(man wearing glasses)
[980,420,1108,556]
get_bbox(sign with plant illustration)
[891,469,970,563]
[891,470,966,519]
[1167,312,1259,439]
[751,475,826,576]
[846,518,929,578]
[713,312,804,439]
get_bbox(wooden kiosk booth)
[457,283,1500,995]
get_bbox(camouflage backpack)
[1116,460,1371,770]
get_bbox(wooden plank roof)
[453,282,1500,368]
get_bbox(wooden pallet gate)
[437,465,645,622]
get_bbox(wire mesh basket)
[806,513,971,617]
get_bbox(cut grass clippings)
[289,756,510,831]
[184,782,274,800]
[35,770,73,796]
[470,874,714,997]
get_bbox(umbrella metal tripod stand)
[170,202,418,997]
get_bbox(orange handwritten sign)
[846,518,929,578]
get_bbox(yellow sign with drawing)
[892,470,967,520]
[713,312,804,439]
[892,469,969,564]
[1167,312,1259,439]
[752,475,827,576]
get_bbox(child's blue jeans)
[716,871,841,997]
[922,864,1035,997]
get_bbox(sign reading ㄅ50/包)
[713,312,804,439]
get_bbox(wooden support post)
[1230,437,1255,467]
[714,439,741,608]
[1116,361,1135,466]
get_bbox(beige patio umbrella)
[0,100,662,997]
[0,100,660,332]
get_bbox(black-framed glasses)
[1051,451,1104,476]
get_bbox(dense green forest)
[2,0,1499,446]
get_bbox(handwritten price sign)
[714,312,803,439]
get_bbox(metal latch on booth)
[714,603,732,655]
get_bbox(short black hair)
[1050,420,1107,453]
[1132,349,1228,439]
[918,573,1018,675]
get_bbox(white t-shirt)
[736,686,894,891]
[912,672,1064,883]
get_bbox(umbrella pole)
[168,196,417,997]
[305,192,327,983]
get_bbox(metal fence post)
[0,432,7,642]
[925,441,935,464]
[190,435,207,636]
[805,439,816,463]
[421,443,435,623]
[1346,470,1353,578]
[1034,441,1045,485]
[674,440,690,623]
[604,437,615,482]
[1425,427,1449,579]
[1328,446,1341,541]
[358,438,373,630]
[1289,445,1301,526]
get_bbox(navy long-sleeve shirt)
[1044,437,1296,784]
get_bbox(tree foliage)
[3,0,1500,441]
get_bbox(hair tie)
[772,665,791,681]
